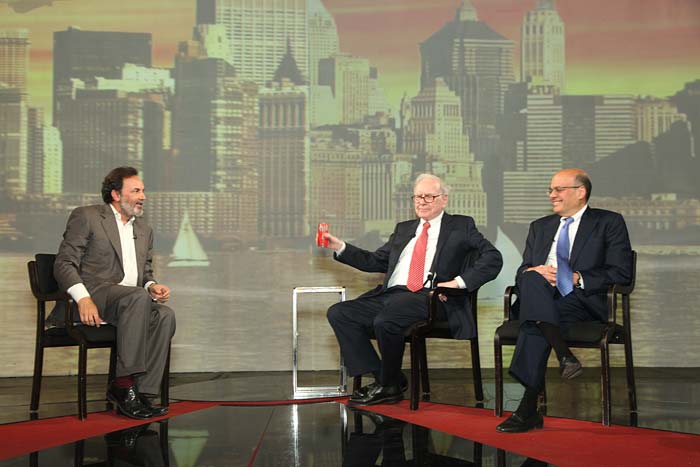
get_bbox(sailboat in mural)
[167,211,210,267]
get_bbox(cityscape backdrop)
[1,0,699,378]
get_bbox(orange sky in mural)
[2,0,699,114]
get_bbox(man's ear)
[111,189,120,203]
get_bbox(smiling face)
[413,177,447,221]
[549,170,587,217]
[112,176,146,221]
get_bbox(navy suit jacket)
[336,213,503,339]
[517,207,633,320]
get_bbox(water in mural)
[1,0,699,375]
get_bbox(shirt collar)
[109,203,135,226]
[562,204,588,224]
[420,210,444,228]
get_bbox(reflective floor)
[0,403,556,467]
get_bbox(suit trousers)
[509,271,601,390]
[93,285,176,395]
[327,287,432,387]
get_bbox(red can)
[316,223,329,247]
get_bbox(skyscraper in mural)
[258,46,309,240]
[308,0,340,86]
[318,54,370,125]
[521,0,565,91]
[196,0,308,86]
[0,29,29,92]
[420,0,515,159]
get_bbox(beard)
[120,199,144,218]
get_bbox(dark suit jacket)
[335,213,503,339]
[517,207,633,319]
[51,204,156,323]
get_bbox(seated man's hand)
[78,297,102,327]
[148,284,171,303]
[322,232,344,252]
[436,279,459,302]
[526,265,557,286]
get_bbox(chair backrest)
[28,253,68,302]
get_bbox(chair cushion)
[496,320,620,344]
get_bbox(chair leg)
[470,337,484,402]
[352,375,362,394]
[78,344,88,420]
[624,332,638,413]
[419,338,430,398]
[600,340,612,426]
[161,346,171,408]
[30,342,44,412]
[494,335,503,417]
[409,337,420,410]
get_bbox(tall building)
[521,0,565,91]
[196,0,308,86]
[308,130,363,239]
[594,95,636,160]
[503,85,562,224]
[405,78,486,225]
[59,89,152,193]
[42,124,63,194]
[308,0,339,85]
[0,29,29,92]
[319,54,370,125]
[0,86,28,195]
[52,27,152,124]
[26,107,63,194]
[420,0,515,158]
[635,96,685,143]
[258,50,309,240]
[361,152,414,234]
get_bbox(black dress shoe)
[352,375,408,400]
[559,355,583,380]
[138,394,168,417]
[496,412,544,433]
[349,384,403,406]
[106,384,153,420]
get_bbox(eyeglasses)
[411,194,443,203]
[547,185,582,195]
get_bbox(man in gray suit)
[54,166,175,419]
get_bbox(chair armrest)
[503,286,518,321]
[427,287,469,326]
[606,283,633,324]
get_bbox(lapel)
[429,212,453,272]
[388,219,420,274]
[133,219,147,281]
[570,207,596,265]
[100,204,123,267]
[537,216,560,265]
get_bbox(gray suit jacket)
[51,204,156,323]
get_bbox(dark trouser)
[93,285,176,395]
[509,271,602,390]
[327,287,432,387]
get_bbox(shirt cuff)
[454,276,466,289]
[335,242,347,256]
[144,281,156,292]
[576,272,584,289]
[67,283,90,303]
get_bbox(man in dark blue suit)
[322,174,503,406]
[497,168,633,433]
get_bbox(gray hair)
[414,173,450,195]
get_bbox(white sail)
[167,211,210,267]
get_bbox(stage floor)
[0,368,699,466]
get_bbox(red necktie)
[406,221,430,292]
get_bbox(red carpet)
[0,401,216,461]
[357,401,700,467]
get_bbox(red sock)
[113,375,134,388]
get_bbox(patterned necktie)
[556,217,575,296]
[406,221,430,292]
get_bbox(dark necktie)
[556,217,574,296]
[406,221,430,292]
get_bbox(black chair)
[353,286,483,411]
[493,251,637,426]
[28,253,170,420]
